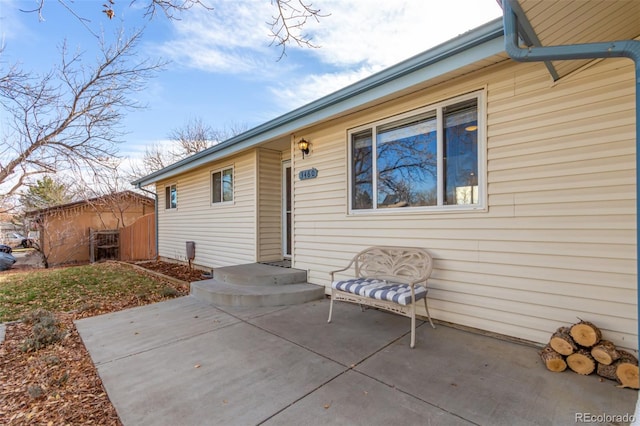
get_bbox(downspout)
[136,185,159,259]
[503,0,640,407]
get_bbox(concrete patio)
[75,296,637,426]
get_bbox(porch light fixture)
[298,138,311,158]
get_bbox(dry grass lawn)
[0,261,200,425]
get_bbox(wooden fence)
[120,213,156,261]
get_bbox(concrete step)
[190,279,325,307]
[190,263,324,308]
[214,263,307,286]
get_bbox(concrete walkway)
[75,297,637,426]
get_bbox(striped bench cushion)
[331,278,427,306]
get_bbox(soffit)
[516,0,640,78]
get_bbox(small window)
[212,167,233,204]
[165,184,177,209]
[349,92,482,212]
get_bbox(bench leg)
[410,304,416,349]
[328,289,334,323]
[423,298,435,329]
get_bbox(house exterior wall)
[40,200,151,265]
[157,150,257,268]
[292,57,637,350]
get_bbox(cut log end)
[615,350,639,389]
[591,340,620,365]
[549,327,577,356]
[540,345,567,372]
[566,349,596,375]
[616,364,639,389]
[570,321,602,348]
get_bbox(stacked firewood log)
[540,320,639,389]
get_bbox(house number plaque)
[298,168,318,180]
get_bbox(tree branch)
[268,0,328,60]
[0,29,166,200]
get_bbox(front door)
[282,161,292,258]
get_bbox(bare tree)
[21,0,213,25]
[168,117,219,158]
[20,0,326,58]
[0,30,166,203]
[129,118,248,179]
[75,159,151,229]
[269,0,328,59]
[167,117,247,158]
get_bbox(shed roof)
[26,190,155,217]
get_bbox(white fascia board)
[133,20,505,188]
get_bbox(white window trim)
[211,166,234,205]
[347,90,486,215]
[165,183,178,210]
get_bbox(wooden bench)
[327,246,435,348]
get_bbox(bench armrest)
[329,255,361,282]
[329,262,356,282]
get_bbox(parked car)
[5,232,34,248]
[0,251,16,270]
[0,244,12,254]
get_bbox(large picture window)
[165,184,177,209]
[350,93,482,212]
[212,167,233,204]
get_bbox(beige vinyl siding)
[520,0,640,79]
[257,148,283,261]
[292,57,637,350]
[157,151,257,268]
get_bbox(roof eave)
[132,17,505,188]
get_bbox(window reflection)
[376,113,437,208]
[352,130,373,210]
[165,184,177,209]
[212,172,222,203]
[212,167,234,204]
[222,169,233,202]
[444,100,478,205]
[349,95,480,211]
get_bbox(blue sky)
[0,0,502,166]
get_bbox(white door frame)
[282,160,292,259]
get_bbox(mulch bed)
[132,260,208,282]
[0,260,205,425]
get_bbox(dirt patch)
[0,260,206,425]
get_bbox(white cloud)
[156,1,282,74]
[270,64,382,111]
[158,0,501,75]
[303,0,503,69]
[150,1,503,127]
[270,0,503,111]
[0,0,33,44]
